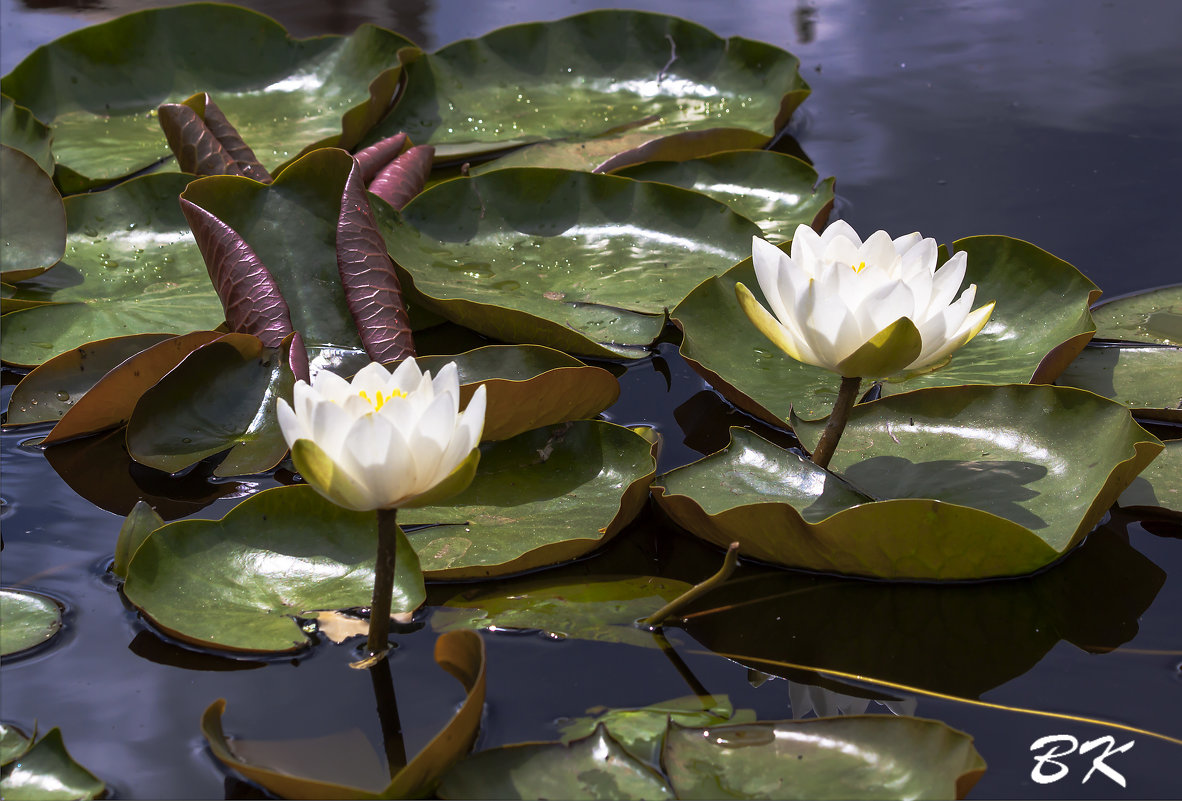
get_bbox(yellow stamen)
[358,388,405,411]
[851,261,867,274]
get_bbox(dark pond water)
[2,0,1180,798]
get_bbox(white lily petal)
[310,369,354,404]
[276,398,309,445]
[928,250,968,313]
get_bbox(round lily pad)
[1091,284,1182,345]
[673,235,1100,423]
[1,95,53,175]
[122,486,425,653]
[662,717,984,800]
[368,10,809,160]
[415,345,619,441]
[0,589,63,657]
[1056,344,1182,422]
[375,168,761,359]
[654,385,1161,579]
[0,3,413,190]
[616,150,835,243]
[401,420,658,579]
[0,146,65,284]
[1,173,225,367]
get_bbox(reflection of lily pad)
[0,146,65,283]
[416,345,619,441]
[679,524,1165,699]
[432,575,691,648]
[0,727,105,800]
[0,3,413,189]
[369,10,809,160]
[376,168,760,359]
[663,717,984,800]
[402,421,658,579]
[616,150,834,243]
[655,385,1160,579]
[1091,284,1182,345]
[0,589,63,657]
[122,486,425,653]
[0,173,224,367]
[1056,345,1182,422]
[673,236,1100,423]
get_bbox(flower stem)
[810,376,862,470]
[367,507,400,657]
[643,541,740,628]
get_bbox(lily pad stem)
[366,507,400,657]
[643,542,740,628]
[810,376,862,469]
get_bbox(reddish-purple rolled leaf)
[368,145,435,210]
[336,162,415,362]
[158,93,271,182]
[287,330,310,384]
[180,198,294,348]
[353,132,408,183]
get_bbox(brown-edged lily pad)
[0,145,65,284]
[673,236,1100,424]
[1057,344,1182,422]
[1091,284,1182,345]
[202,629,486,799]
[654,385,1160,579]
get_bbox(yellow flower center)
[358,389,405,411]
[851,261,867,274]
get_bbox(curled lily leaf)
[368,144,435,210]
[158,92,271,182]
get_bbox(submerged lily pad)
[375,168,760,359]
[673,236,1100,423]
[1,3,413,190]
[663,717,984,800]
[432,575,692,648]
[369,10,808,161]
[1091,284,1182,345]
[0,728,105,800]
[616,150,835,243]
[125,333,295,476]
[0,589,63,657]
[415,345,619,441]
[203,629,486,799]
[0,146,65,284]
[122,486,424,653]
[402,421,658,579]
[654,385,1160,579]
[0,173,224,367]
[1057,345,1182,422]
[0,95,53,175]
[438,723,673,801]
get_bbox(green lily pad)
[1119,438,1181,517]
[679,524,1164,699]
[663,717,984,800]
[112,500,165,579]
[673,236,1100,423]
[1,723,33,766]
[4,333,174,426]
[1,146,65,284]
[203,629,487,799]
[556,696,757,766]
[616,150,835,243]
[416,345,619,441]
[0,589,63,657]
[1091,284,1182,345]
[368,10,808,161]
[125,333,295,476]
[1057,345,1182,422]
[0,728,105,800]
[0,3,413,190]
[432,575,692,649]
[654,385,1161,579]
[375,168,761,359]
[122,485,425,653]
[470,129,770,175]
[0,95,53,175]
[438,723,674,801]
[402,420,658,579]
[0,173,225,367]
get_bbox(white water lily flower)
[736,221,995,378]
[277,358,486,512]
